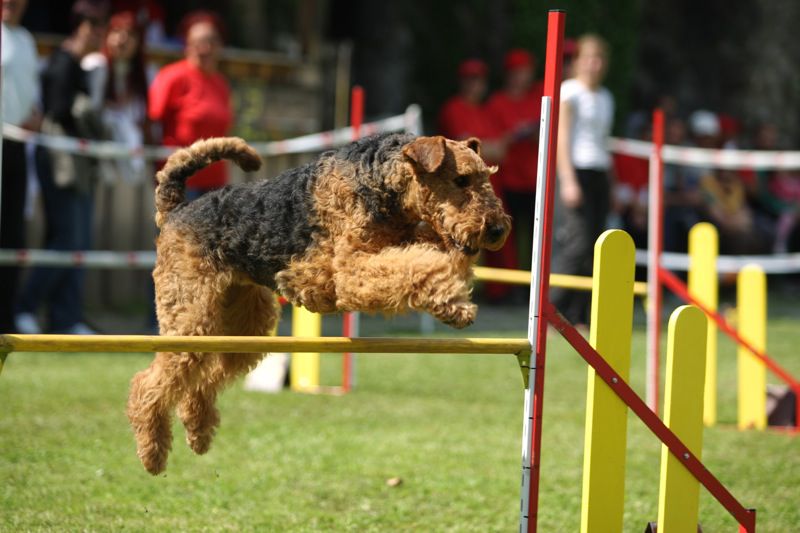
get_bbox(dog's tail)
[155,137,262,227]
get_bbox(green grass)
[1,312,799,531]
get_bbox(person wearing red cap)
[148,10,232,199]
[438,59,506,162]
[482,48,544,301]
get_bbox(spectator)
[718,113,741,150]
[701,168,772,254]
[111,0,167,46]
[438,59,506,162]
[83,9,149,183]
[148,9,232,200]
[612,118,649,247]
[662,112,711,252]
[483,49,543,300]
[552,34,614,326]
[1,0,40,333]
[15,0,109,335]
[747,122,800,253]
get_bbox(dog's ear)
[403,136,447,173]
[464,137,481,156]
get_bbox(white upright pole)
[519,95,552,532]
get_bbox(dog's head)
[401,136,511,255]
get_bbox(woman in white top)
[552,34,614,326]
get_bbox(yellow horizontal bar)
[0,334,530,356]
[473,266,647,296]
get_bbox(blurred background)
[22,0,800,141]
[6,0,800,331]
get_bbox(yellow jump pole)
[737,265,767,430]
[657,305,708,532]
[291,306,322,391]
[473,266,647,296]
[0,334,530,356]
[688,222,718,426]
[580,230,635,533]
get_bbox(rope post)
[519,9,565,533]
[646,108,665,413]
[688,222,719,426]
[342,85,364,393]
[737,265,767,430]
[290,306,322,391]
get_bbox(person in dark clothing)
[15,0,109,335]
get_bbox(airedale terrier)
[128,132,511,474]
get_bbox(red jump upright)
[519,9,565,533]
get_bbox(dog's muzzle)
[481,222,510,251]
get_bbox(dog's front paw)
[434,301,477,329]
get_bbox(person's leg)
[0,140,28,332]
[49,188,94,332]
[551,191,591,324]
[16,148,70,323]
[576,170,610,324]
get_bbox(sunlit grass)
[1,311,798,531]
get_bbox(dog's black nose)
[486,224,507,243]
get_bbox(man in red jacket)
[438,59,506,162]
[483,49,544,300]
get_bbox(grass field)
[1,304,799,532]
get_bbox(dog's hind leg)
[127,228,229,475]
[177,282,279,456]
[333,243,477,328]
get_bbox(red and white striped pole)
[646,109,665,413]
[520,10,565,532]
[342,85,364,393]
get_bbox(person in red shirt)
[483,49,544,300]
[148,10,232,198]
[438,59,506,163]
[439,59,512,301]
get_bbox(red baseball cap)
[504,49,534,71]
[458,59,488,78]
[563,38,578,58]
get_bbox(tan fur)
[128,135,510,475]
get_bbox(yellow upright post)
[657,305,708,532]
[291,306,321,391]
[737,265,767,430]
[580,230,635,533]
[688,222,718,426]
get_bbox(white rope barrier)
[634,249,800,274]
[609,137,800,170]
[0,249,155,269]
[2,105,422,160]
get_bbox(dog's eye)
[454,175,469,188]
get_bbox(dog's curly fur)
[127,133,511,474]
